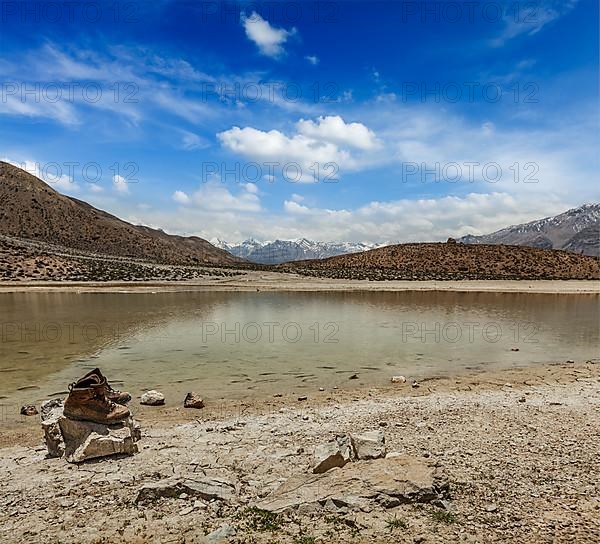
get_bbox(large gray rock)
[58,416,140,463]
[136,476,237,504]
[257,455,449,513]
[40,399,65,458]
[140,390,165,406]
[351,431,386,460]
[312,434,354,474]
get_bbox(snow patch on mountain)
[213,238,380,264]
[458,203,600,256]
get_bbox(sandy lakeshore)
[0,271,599,293]
[1,360,599,544]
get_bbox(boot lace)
[93,388,117,411]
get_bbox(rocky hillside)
[0,161,239,266]
[280,241,600,280]
[561,225,600,256]
[459,204,600,257]
[216,238,378,264]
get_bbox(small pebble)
[20,405,38,416]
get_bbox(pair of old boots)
[63,368,131,425]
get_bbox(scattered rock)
[566,359,575,364]
[391,375,406,384]
[206,523,236,543]
[136,476,236,504]
[258,455,449,513]
[511,348,520,352]
[59,416,141,463]
[485,503,498,512]
[313,434,354,474]
[183,392,205,409]
[349,374,359,380]
[178,506,195,516]
[518,397,526,403]
[298,396,308,401]
[40,399,65,458]
[140,390,165,406]
[412,381,420,388]
[20,405,38,416]
[351,431,386,460]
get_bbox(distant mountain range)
[217,204,600,264]
[458,204,600,257]
[214,238,379,264]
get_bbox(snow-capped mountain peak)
[215,238,379,264]
[458,203,600,256]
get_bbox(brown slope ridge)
[0,161,239,266]
[280,241,600,280]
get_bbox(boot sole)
[63,412,130,425]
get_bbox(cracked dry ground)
[1,362,598,543]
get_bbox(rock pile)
[40,368,140,463]
[41,398,140,463]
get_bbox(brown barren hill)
[0,161,239,266]
[280,241,600,280]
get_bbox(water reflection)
[0,291,598,405]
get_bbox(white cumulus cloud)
[296,116,380,150]
[112,174,130,194]
[218,116,380,181]
[241,12,295,58]
[172,190,191,204]
[172,181,261,213]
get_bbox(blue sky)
[0,0,598,243]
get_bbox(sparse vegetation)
[293,535,316,544]
[431,510,457,524]
[386,515,409,530]
[235,506,283,533]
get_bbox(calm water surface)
[1,291,598,413]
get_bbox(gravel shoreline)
[1,272,599,294]
[1,361,598,543]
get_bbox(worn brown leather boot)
[64,368,130,424]
[64,385,130,424]
[76,368,132,404]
